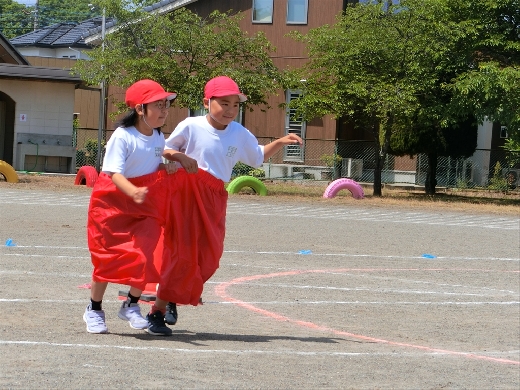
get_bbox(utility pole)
[96,8,106,172]
[33,0,39,30]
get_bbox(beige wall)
[0,79,76,171]
[25,56,102,130]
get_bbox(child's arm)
[163,148,199,174]
[263,134,303,161]
[109,172,148,204]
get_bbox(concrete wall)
[0,79,77,173]
[472,119,493,186]
[17,47,90,60]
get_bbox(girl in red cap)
[154,76,302,325]
[84,79,177,336]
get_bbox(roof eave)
[0,63,84,85]
[0,33,30,65]
[84,0,198,45]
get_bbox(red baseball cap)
[204,76,247,102]
[125,79,177,108]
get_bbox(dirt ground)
[0,172,519,389]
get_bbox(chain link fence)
[74,127,112,171]
[75,129,520,192]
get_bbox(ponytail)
[117,105,161,133]
[117,109,139,128]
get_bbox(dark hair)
[116,104,161,133]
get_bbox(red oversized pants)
[87,171,169,290]
[157,169,228,306]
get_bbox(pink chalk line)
[214,268,519,366]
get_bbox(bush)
[232,162,265,179]
[84,139,106,167]
[488,162,508,191]
[320,153,342,167]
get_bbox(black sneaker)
[146,311,173,336]
[165,302,178,325]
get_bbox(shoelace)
[126,307,145,320]
[88,312,105,325]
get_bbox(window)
[189,105,243,124]
[252,0,273,23]
[287,0,308,24]
[284,90,305,162]
[500,126,508,138]
[189,106,207,117]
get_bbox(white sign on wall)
[19,114,27,122]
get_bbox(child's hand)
[178,154,198,174]
[132,186,149,204]
[164,162,177,175]
[280,134,303,145]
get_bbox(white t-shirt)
[165,116,265,182]
[102,126,165,178]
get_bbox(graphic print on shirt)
[226,146,237,158]
[155,147,163,157]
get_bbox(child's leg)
[118,286,148,330]
[84,280,108,334]
[90,280,108,306]
[151,297,168,314]
[145,296,172,336]
[165,302,178,325]
[128,286,143,301]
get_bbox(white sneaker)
[118,301,148,329]
[83,305,108,334]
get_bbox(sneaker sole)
[117,312,148,330]
[83,312,108,334]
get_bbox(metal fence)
[75,129,520,191]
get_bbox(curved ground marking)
[214,268,520,366]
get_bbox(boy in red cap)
[154,76,302,325]
[84,79,177,336]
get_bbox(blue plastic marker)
[5,239,16,247]
[422,253,437,259]
[298,250,312,255]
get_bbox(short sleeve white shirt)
[165,116,264,182]
[102,126,165,178]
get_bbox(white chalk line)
[0,298,518,306]
[221,281,519,298]
[0,270,92,278]
[1,340,517,359]
[1,259,518,298]
[322,271,519,295]
[2,246,519,262]
[0,268,518,299]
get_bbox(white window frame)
[286,0,308,25]
[500,126,508,139]
[252,0,274,24]
[284,89,305,162]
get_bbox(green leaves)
[73,1,281,112]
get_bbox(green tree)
[0,0,33,38]
[35,0,99,26]
[449,0,520,165]
[73,0,281,112]
[287,0,462,196]
[0,0,112,39]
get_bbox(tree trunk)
[425,152,438,195]
[372,128,383,197]
[373,150,383,196]
[373,116,392,197]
